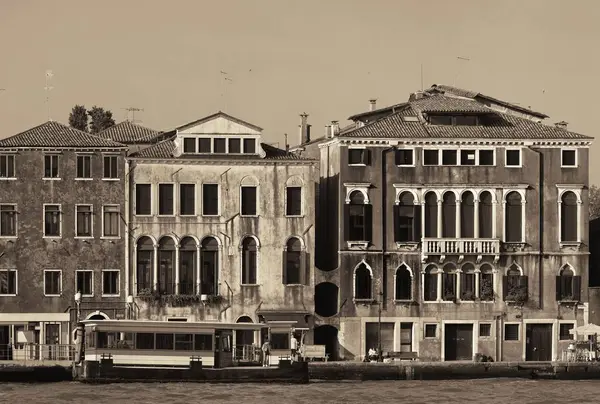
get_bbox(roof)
[129,139,314,161]
[0,121,127,148]
[347,103,408,121]
[176,111,263,132]
[96,121,163,144]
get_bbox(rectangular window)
[424,324,437,338]
[348,148,367,165]
[175,334,194,351]
[103,155,118,179]
[76,270,93,296]
[156,333,174,350]
[243,138,256,154]
[202,184,219,216]
[442,149,457,165]
[76,155,92,178]
[179,184,196,216]
[505,149,521,167]
[102,270,119,296]
[213,138,226,153]
[423,149,439,165]
[75,205,92,237]
[102,205,120,237]
[270,333,290,350]
[241,186,258,216]
[44,205,61,237]
[0,269,17,295]
[0,155,15,178]
[158,184,175,216]
[183,138,196,153]
[429,115,452,125]
[0,204,16,237]
[479,323,491,338]
[454,115,478,126]
[559,323,574,340]
[395,149,414,166]
[460,150,476,166]
[561,149,577,167]
[194,334,213,351]
[478,149,495,166]
[44,155,59,178]
[136,333,155,349]
[198,138,211,153]
[135,184,152,215]
[286,187,302,216]
[44,270,62,296]
[504,324,519,341]
[228,138,241,153]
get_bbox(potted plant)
[461,290,475,301]
[479,278,494,301]
[506,286,528,305]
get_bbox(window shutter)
[301,251,310,286]
[556,276,562,301]
[282,251,288,285]
[460,272,466,296]
[343,204,350,242]
[364,204,373,242]
[364,149,371,165]
[519,276,529,301]
[573,275,582,302]
[502,276,508,299]
[393,205,400,242]
[441,272,448,299]
[414,205,422,241]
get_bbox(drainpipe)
[528,146,544,310]
[124,158,131,301]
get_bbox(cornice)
[126,157,316,166]
[319,137,592,148]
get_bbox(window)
[478,191,493,238]
[286,187,302,216]
[394,192,420,242]
[175,334,194,351]
[76,155,92,178]
[395,149,414,166]
[345,191,372,242]
[423,265,438,301]
[424,192,438,237]
[399,323,413,352]
[354,263,372,300]
[423,149,439,165]
[283,237,303,285]
[179,184,196,216]
[102,270,119,296]
[183,138,196,153]
[180,237,197,294]
[560,323,574,340]
[479,149,494,166]
[561,149,577,167]
[76,270,93,296]
[136,333,155,349]
[198,138,211,153]
[214,138,226,153]
[135,184,152,216]
[44,155,59,178]
[102,205,120,237]
[560,191,578,242]
[0,204,16,237]
[0,155,15,178]
[136,236,154,292]
[429,115,452,125]
[442,149,457,165]
[270,333,290,350]
[504,324,519,341]
[158,184,174,216]
[429,115,478,126]
[442,192,457,238]
[503,264,528,302]
[505,149,521,167]
[479,264,494,301]
[395,264,412,300]
[460,263,476,301]
[240,186,258,216]
[228,138,241,153]
[442,264,457,301]
[505,191,523,242]
[454,115,478,126]
[460,150,476,166]
[460,191,475,238]
[103,155,118,179]
[156,333,174,350]
[243,138,256,154]
[44,270,62,296]
[44,204,61,237]
[348,148,368,165]
[479,323,491,338]
[202,184,219,216]
[158,237,175,295]
[556,265,581,302]
[0,269,17,295]
[194,334,213,350]
[424,324,437,338]
[241,237,257,285]
[75,205,92,237]
[200,237,219,295]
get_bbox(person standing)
[290,334,298,361]
[261,338,271,367]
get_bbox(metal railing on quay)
[0,344,75,363]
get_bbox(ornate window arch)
[394,263,412,301]
[556,263,580,302]
[424,191,438,238]
[394,192,420,243]
[422,264,439,302]
[283,236,305,285]
[503,189,526,243]
[135,235,155,295]
[179,236,198,294]
[353,260,373,300]
[558,189,582,244]
[344,190,372,246]
[157,236,176,295]
[240,236,259,285]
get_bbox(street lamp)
[74,291,82,322]
[126,295,134,319]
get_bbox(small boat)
[71,319,309,383]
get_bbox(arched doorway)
[85,311,109,320]
[314,325,338,361]
[315,282,338,317]
[236,316,255,362]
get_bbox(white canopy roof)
[570,323,600,336]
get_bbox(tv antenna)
[44,70,54,121]
[124,107,144,124]
[220,70,234,111]
[453,56,470,87]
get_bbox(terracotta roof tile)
[97,121,162,144]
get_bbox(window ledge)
[157,214,176,218]
[560,241,581,248]
[393,300,417,305]
[74,236,94,240]
[505,165,523,168]
[346,241,369,249]
[135,214,153,218]
[102,178,121,181]
[561,165,577,169]
[395,241,420,251]
[43,236,62,239]
[241,284,260,287]
[284,284,304,287]
[396,164,416,168]
[0,236,17,239]
[285,215,304,219]
[558,299,579,305]
[180,214,198,217]
[101,236,121,240]
[75,178,93,181]
[240,214,259,218]
[348,163,367,167]
[101,294,120,298]
[353,298,375,305]
[201,214,221,218]
[0,294,17,297]
[44,294,62,297]
[80,294,94,298]
[0,178,17,181]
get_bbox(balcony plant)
[443,289,458,304]
[479,278,494,301]
[505,286,528,306]
[461,290,475,301]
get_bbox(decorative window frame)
[282,235,305,287]
[344,183,371,204]
[352,259,374,303]
[101,269,121,297]
[75,269,94,297]
[501,188,527,243]
[74,204,94,239]
[393,262,414,302]
[560,148,578,168]
[504,147,522,168]
[556,185,583,246]
[347,145,368,166]
[421,264,442,303]
[506,261,524,276]
[558,262,576,276]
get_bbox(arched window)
[395,264,412,300]
[442,263,457,301]
[505,192,523,242]
[200,237,219,295]
[479,264,494,301]
[479,191,493,238]
[179,237,197,294]
[283,237,303,285]
[136,236,154,293]
[556,265,581,302]
[241,237,258,285]
[158,237,175,294]
[460,263,475,300]
[354,263,372,300]
[503,263,527,302]
[345,191,372,242]
[424,192,438,238]
[395,192,420,242]
[423,265,438,301]
[442,192,457,238]
[460,191,475,238]
[561,191,578,242]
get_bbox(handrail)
[0,343,75,362]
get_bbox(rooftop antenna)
[420,64,424,91]
[124,107,144,124]
[453,56,470,87]
[44,70,54,121]
[219,70,234,112]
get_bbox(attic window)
[214,138,226,153]
[198,138,211,153]
[428,115,478,126]
[229,138,241,153]
[243,139,256,154]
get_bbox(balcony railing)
[422,238,501,263]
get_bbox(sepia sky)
[0,0,599,180]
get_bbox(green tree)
[590,185,600,220]
[88,106,116,134]
[68,105,88,132]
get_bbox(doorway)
[444,324,473,361]
[525,323,552,361]
[0,326,10,360]
[214,329,233,368]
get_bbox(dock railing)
[0,344,75,363]
[234,344,261,363]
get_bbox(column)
[492,200,498,239]
[420,201,426,238]
[455,198,461,238]
[175,244,181,295]
[474,198,480,238]
[437,199,443,238]
[132,248,137,296]
[455,270,461,300]
[521,199,527,242]
[196,245,202,294]
[436,271,443,302]
[577,200,583,242]
[153,244,159,291]
[475,270,481,299]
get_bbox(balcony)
[421,238,501,264]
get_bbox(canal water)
[2,379,600,403]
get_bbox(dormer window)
[229,138,241,153]
[182,136,258,155]
[243,139,256,154]
[183,138,196,153]
[198,138,211,153]
[214,138,226,153]
[428,114,479,126]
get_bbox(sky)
[0,0,599,179]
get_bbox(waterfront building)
[295,84,593,361]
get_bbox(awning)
[570,323,600,336]
[256,311,312,329]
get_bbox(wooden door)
[526,324,552,361]
[445,324,473,361]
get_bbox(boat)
[71,319,309,383]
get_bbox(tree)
[590,185,600,220]
[88,106,116,134]
[68,105,88,132]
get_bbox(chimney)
[331,120,340,136]
[369,99,377,111]
[284,133,289,152]
[298,113,311,145]
[325,124,331,138]
[555,121,568,130]
[409,91,425,101]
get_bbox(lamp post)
[377,290,384,362]
[126,295,134,319]
[74,291,82,322]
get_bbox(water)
[2,380,600,404]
